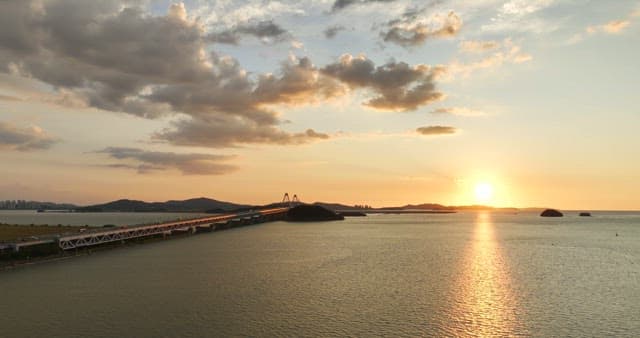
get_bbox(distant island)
[75,197,250,213]
[1,197,529,214]
[313,202,519,213]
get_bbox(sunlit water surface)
[1,211,639,337]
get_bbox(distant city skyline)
[1,0,639,210]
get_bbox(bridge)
[5,193,301,254]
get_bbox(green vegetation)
[0,224,81,242]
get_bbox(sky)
[0,0,639,209]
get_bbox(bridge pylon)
[282,193,301,207]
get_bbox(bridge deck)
[8,207,289,252]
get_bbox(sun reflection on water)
[448,212,523,337]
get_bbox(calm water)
[0,210,209,227]
[1,211,639,337]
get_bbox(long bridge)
[56,207,289,250]
[3,193,301,255]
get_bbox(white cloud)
[588,20,631,34]
[459,40,500,53]
[443,39,532,79]
[568,16,635,45]
[481,0,557,33]
[194,1,305,30]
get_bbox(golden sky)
[1,0,639,209]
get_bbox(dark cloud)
[0,1,330,148]
[331,0,397,12]
[149,56,341,147]
[253,57,345,106]
[0,1,448,149]
[381,10,461,47]
[207,20,290,45]
[416,125,457,135]
[0,0,210,118]
[97,147,238,175]
[0,121,59,151]
[324,25,346,39]
[154,116,329,148]
[321,54,445,111]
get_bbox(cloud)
[587,20,631,34]
[381,9,462,47]
[103,163,165,174]
[207,20,290,45]
[416,125,458,135]
[0,1,335,148]
[253,57,345,106]
[321,54,445,111]
[459,40,500,53]
[324,25,346,39]
[149,56,342,147]
[0,1,210,118]
[97,147,238,175]
[0,121,59,151]
[153,116,330,148]
[0,1,449,149]
[569,16,634,44]
[430,107,486,116]
[482,0,556,33]
[444,39,532,79]
[193,1,304,28]
[331,0,397,12]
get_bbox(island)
[540,209,563,217]
[286,205,345,222]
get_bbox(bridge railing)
[55,207,290,250]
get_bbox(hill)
[398,203,454,211]
[313,202,361,211]
[76,197,250,213]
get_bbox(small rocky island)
[286,205,345,222]
[579,212,591,217]
[540,209,563,217]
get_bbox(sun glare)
[475,182,494,203]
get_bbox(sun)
[474,182,494,203]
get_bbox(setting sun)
[475,183,494,203]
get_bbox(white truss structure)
[56,207,288,250]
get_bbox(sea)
[0,210,210,227]
[0,210,639,337]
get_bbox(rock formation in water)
[540,209,563,217]
[286,205,345,222]
[579,212,591,217]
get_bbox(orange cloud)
[588,20,630,34]
[459,40,500,53]
[0,121,59,151]
[416,125,458,136]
